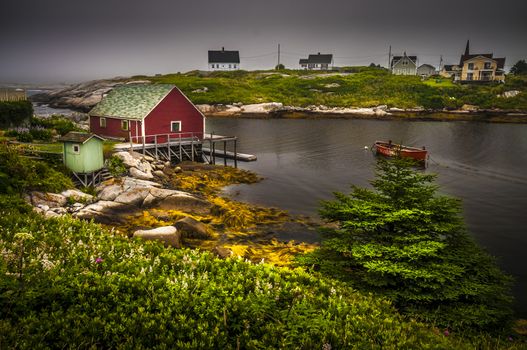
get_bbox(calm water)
[206,117,527,316]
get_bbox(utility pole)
[278,44,281,67]
[388,45,392,70]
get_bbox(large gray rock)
[61,189,94,203]
[129,167,154,180]
[133,226,181,248]
[97,184,124,201]
[29,192,67,208]
[114,152,141,168]
[114,187,152,206]
[74,200,131,224]
[174,217,211,239]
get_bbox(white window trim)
[72,144,80,154]
[121,120,129,131]
[100,117,106,128]
[171,121,182,133]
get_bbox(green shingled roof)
[89,84,175,120]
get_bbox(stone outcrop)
[175,217,211,239]
[133,226,181,248]
[30,79,153,112]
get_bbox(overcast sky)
[1,0,526,84]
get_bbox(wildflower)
[443,329,449,336]
[508,336,513,341]
[95,257,104,264]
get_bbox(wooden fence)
[0,88,27,102]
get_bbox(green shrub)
[16,131,33,143]
[0,144,72,194]
[29,128,53,142]
[30,115,82,136]
[298,158,513,334]
[105,155,126,177]
[0,101,33,128]
[0,199,468,349]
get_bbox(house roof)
[418,64,436,70]
[391,55,417,67]
[461,54,506,69]
[58,132,104,144]
[89,84,175,120]
[299,58,309,64]
[301,53,333,64]
[459,53,493,66]
[208,49,240,63]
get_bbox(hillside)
[31,68,527,114]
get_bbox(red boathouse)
[89,84,205,142]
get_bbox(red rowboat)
[373,141,428,162]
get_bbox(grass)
[134,68,527,110]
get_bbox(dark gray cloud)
[1,0,526,83]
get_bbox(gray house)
[417,64,436,77]
[391,53,417,75]
[208,47,240,71]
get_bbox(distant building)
[208,48,240,71]
[458,40,505,83]
[417,64,436,77]
[391,53,417,75]
[439,64,462,80]
[299,53,333,70]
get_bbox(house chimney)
[222,47,225,52]
[318,52,320,55]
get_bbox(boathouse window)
[72,144,80,154]
[100,117,106,128]
[171,121,182,133]
[121,120,129,131]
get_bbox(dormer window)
[468,63,474,70]
[484,62,492,69]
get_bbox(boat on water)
[373,140,428,162]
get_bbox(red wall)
[90,116,142,141]
[89,87,204,142]
[144,88,204,139]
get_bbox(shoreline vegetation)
[28,67,527,123]
[0,143,526,347]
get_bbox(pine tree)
[303,158,513,332]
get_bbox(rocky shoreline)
[30,79,527,122]
[26,151,318,263]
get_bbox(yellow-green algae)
[117,162,317,266]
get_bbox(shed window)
[72,144,80,154]
[171,121,182,133]
[100,117,106,128]
[121,120,129,131]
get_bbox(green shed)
[59,132,105,174]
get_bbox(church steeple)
[464,40,470,56]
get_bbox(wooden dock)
[113,132,256,167]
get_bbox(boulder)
[153,170,167,178]
[74,200,131,224]
[461,104,479,112]
[44,211,60,218]
[30,192,67,208]
[98,184,124,201]
[130,167,154,180]
[61,189,94,202]
[136,161,153,174]
[241,102,283,114]
[213,246,233,259]
[114,187,151,206]
[133,226,181,248]
[149,188,211,214]
[114,152,141,168]
[175,217,211,239]
[498,90,521,98]
[142,155,155,162]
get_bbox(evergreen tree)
[302,158,513,332]
[510,60,527,75]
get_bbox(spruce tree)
[305,158,512,332]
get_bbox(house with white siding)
[299,53,333,70]
[208,48,240,71]
[391,53,417,75]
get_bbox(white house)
[208,47,240,71]
[299,53,333,70]
[391,52,417,75]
